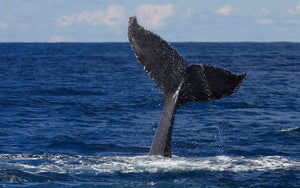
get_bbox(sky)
[1,0,300,42]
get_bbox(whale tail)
[127,16,246,157]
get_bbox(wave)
[280,126,300,132]
[0,154,299,176]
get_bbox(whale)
[127,16,246,157]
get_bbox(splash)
[0,154,299,175]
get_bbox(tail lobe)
[128,16,187,97]
[178,65,246,106]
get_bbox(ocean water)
[0,42,299,187]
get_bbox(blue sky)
[1,0,300,42]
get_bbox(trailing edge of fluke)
[127,16,246,157]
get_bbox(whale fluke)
[127,16,187,98]
[127,16,246,157]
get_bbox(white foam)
[280,126,299,132]
[0,154,299,174]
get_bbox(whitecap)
[0,154,299,175]
[280,126,299,132]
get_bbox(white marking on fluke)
[173,81,183,99]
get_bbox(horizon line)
[1,41,300,43]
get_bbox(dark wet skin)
[128,16,246,157]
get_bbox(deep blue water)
[0,42,299,187]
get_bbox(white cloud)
[136,4,176,28]
[260,8,271,15]
[181,8,194,19]
[57,15,76,27]
[0,21,8,29]
[288,9,295,15]
[217,5,236,16]
[257,18,275,24]
[76,10,98,26]
[104,5,126,27]
[289,19,300,24]
[57,5,126,28]
[297,1,300,13]
[254,8,275,25]
[51,35,75,42]
[287,1,300,14]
